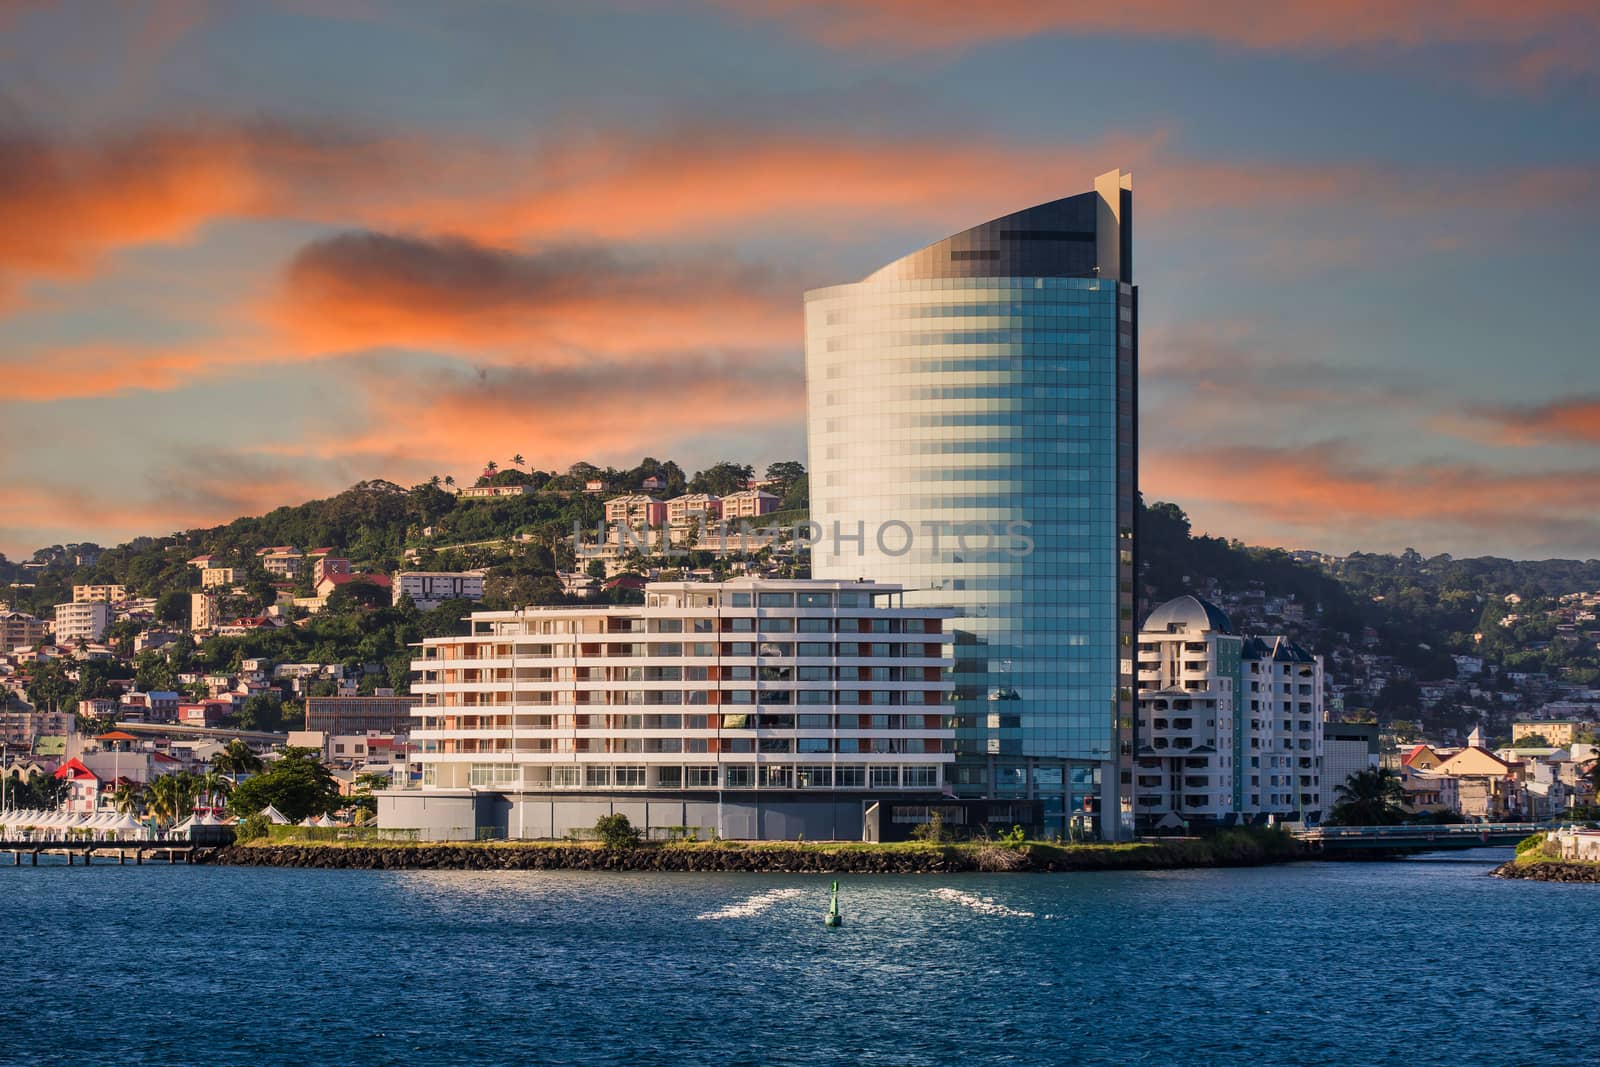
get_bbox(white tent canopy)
[258,805,292,825]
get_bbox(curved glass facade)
[804,173,1137,837]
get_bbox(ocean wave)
[930,887,1042,918]
[696,888,805,920]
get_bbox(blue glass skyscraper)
[804,171,1137,838]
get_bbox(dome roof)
[1142,595,1233,636]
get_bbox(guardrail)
[1295,823,1546,840]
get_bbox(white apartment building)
[256,547,305,579]
[393,571,487,611]
[201,566,238,589]
[382,578,955,840]
[1135,595,1325,828]
[52,601,112,643]
[72,584,126,603]
[190,592,221,632]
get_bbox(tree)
[145,773,198,826]
[688,461,754,497]
[210,739,264,784]
[1327,768,1408,826]
[197,770,234,811]
[156,590,190,624]
[110,783,143,815]
[764,461,806,496]
[1515,733,1552,748]
[593,813,642,849]
[511,454,525,469]
[228,747,340,822]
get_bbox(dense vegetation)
[5,457,1597,725]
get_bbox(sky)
[1,0,1598,561]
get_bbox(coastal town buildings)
[457,484,530,500]
[805,171,1138,839]
[190,593,221,632]
[52,601,111,643]
[380,578,957,841]
[1134,595,1325,827]
[604,494,667,530]
[1511,719,1595,746]
[392,571,486,611]
[200,566,237,589]
[305,695,420,736]
[71,584,126,604]
[0,610,47,651]
[256,547,306,579]
[1321,721,1381,814]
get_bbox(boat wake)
[930,887,1043,919]
[696,888,805,920]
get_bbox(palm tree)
[429,474,442,488]
[511,454,525,469]
[198,771,234,812]
[485,460,498,476]
[444,475,455,488]
[144,774,192,826]
[210,739,263,786]
[1328,767,1407,826]
[110,782,142,815]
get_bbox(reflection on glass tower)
[804,171,1137,839]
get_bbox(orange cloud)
[275,355,804,472]
[377,128,1167,245]
[268,231,800,356]
[725,1,1600,79]
[0,122,422,290]
[1434,397,1600,447]
[1143,441,1600,552]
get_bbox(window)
[657,767,681,789]
[798,642,832,657]
[686,766,717,787]
[835,766,865,787]
[758,592,794,608]
[797,737,831,753]
[724,765,752,788]
[798,618,832,633]
[614,766,646,787]
[904,766,938,788]
[584,766,611,787]
[797,766,832,787]
[871,767,900,788]
[727,617,756,632]
[729,593,752,607]
[798,592,831,608]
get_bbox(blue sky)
[1,0,1597,559]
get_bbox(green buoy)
[824,880,842,928]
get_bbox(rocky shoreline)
[1491,859,1600,883]
[200,837,1307,874]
